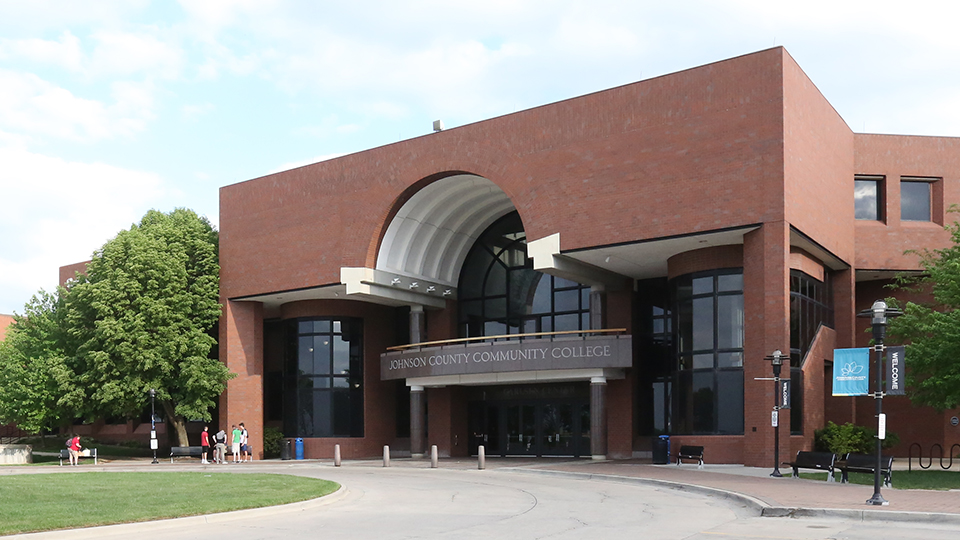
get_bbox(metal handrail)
[385,328,628,352]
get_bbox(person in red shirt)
[68,435,82,466]
[200,426,211,464]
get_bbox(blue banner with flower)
[833,348,870,396]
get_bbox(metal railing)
[385,328,628,352]
[908,442,960,471]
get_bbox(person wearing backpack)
[67,434,82,466]
[214,429,227,464]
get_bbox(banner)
[833,348,870,396]
[886,346,906,396]
[778,379,791,409]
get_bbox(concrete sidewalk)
[513,459,960,520]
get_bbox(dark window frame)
[285,317,364,438]
[854,175,884,222]
[671,269,744,436]
[900,177,936,222]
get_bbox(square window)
[854,177,882,220]
[901,180,932,222]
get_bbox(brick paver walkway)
[530,460,960,515]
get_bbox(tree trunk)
[161,400,190,447]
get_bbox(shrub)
[262,427,284,458]
[814,421,899,454]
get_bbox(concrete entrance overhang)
[528,225,761,282]
[406,367,626,388]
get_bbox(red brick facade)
[186,47,960,464]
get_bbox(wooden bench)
[169,446,203,463]
[676,445,704,469]
[836,453,893,487]
[783,451,836,481]
[59,448,98,466]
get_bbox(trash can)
[652,435,670,464]
[281,439,292,460]
[295,437,305,460]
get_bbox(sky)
[1,0,959,315]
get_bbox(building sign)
[381,335,632,380]
[886,346,905,396]
[832,348,870,396]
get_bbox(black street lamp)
[765,350,787,478]
[857,299,902,506]
[149,388,159,464]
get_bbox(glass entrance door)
[505,404,536,455]
[469,398,588,457]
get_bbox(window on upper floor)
[854,176,883,221]
[901,178,933,222]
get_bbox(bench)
[169,446,203,463]
[59,448,98,466]
[783,451,836,481]
[836,453,893,487]
[676,445,704,469]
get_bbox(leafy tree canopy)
[0,289,81,433]
[888,215,960,410]
[0,208,232,444]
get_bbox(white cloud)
[0,147,166,313]
[0,69,156,142]
[89,30,184,79]
[0,31,85,72]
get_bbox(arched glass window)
[457,212,590,338]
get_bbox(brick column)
[742,222,791,468]
[219,300,264,460]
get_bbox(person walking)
[231,424,242,463]
[240,422,250,462]
[214,428,227,464]
[200,426,211,464]
[68,434,82,466]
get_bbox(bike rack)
[908,442,960,471]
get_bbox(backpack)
[65,437,72,448]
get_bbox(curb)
[503,468,769,514]
[507,467,960,525]
[5,485,348,539]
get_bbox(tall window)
[854,176,883,221]
[901,178,932,222]
[673,270,744,435]
[284,318,364,437]
[789,270,833,435]
[458,212,590,337]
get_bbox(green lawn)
[798,470,960,490]
[0,472,339,535]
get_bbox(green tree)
[888,215,960,410]
[64,208,231,446]
[0,289,83,433]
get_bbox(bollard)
[430,445,438,468]
[383,445,390,467]
[478,445,486,470]
[334,444,341,467]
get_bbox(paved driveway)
[6,462,960,539]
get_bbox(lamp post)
[765,350,787,478]
[857,299,902,506]
[149,388,159,464]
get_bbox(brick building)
[211,47,960,466]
